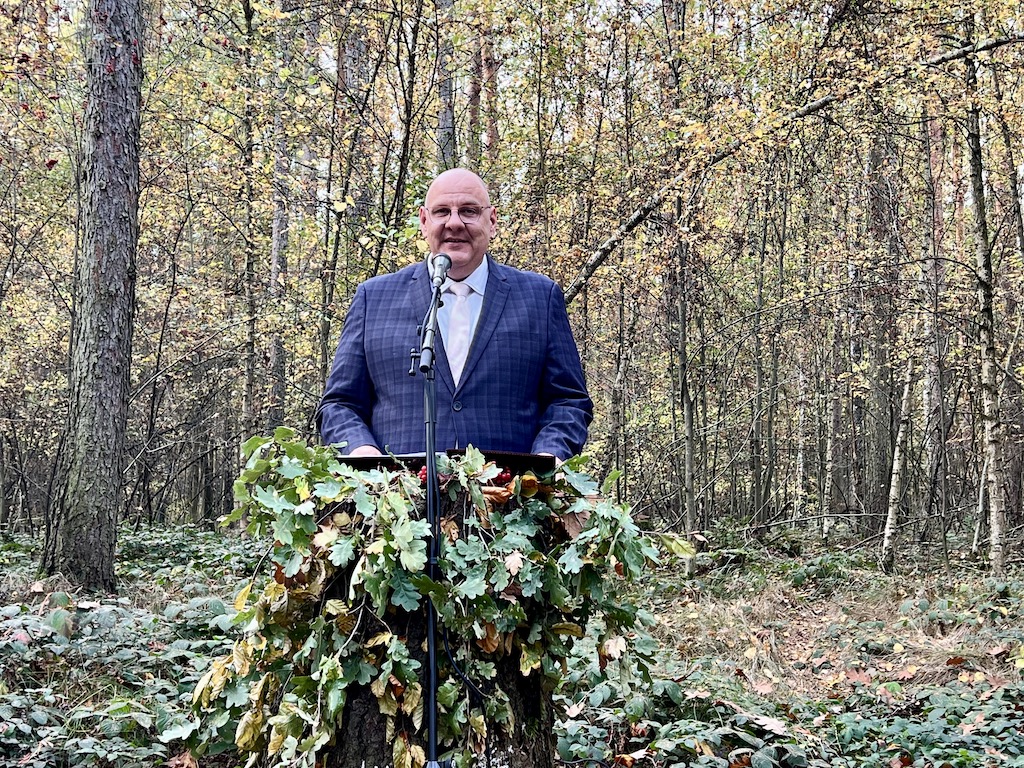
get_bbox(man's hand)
[349,444,383,457]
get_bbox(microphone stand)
[409,263,449,768]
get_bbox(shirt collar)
[442,257,488,295]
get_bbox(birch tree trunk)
[965,49,1007,575]
[42,0,143,591]
[881,355,916,573]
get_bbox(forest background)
[3,0,1024,766]
[4,0,1024,599]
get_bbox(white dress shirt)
[437,258,488,363]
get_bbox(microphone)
[430,252,452,288]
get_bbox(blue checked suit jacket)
[317,256,593,459]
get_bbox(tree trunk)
[435,0,456,168]
[880,355,916,573]
[0,436,7,531]
[326,497,554,768]
[822,259,846,541]
[750,201,767,524]
[373,0,425,275]
[918,105,951,565]
[990,67,1024,267]
[467,30,483,169]
[327,611,554,768]
[676,232,697,574]
[241,0,258,437]
[678,238,696,536]
[42,0,143,591]
[481,27,499,168]
[267,9,292,431]
[966,48,1007,575]
[972,455,988,558]
[822,370,842,541]
[609,277,629,502]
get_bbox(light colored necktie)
[446,281,473,385]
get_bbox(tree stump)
[325,605,554,768]
[324,491,555,768]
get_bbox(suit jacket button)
[452,401,463,411]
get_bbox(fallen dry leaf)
[166,751,199,768]
[845,668,872,685]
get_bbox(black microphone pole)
[410,252,451,768]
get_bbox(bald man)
[316,169,592,462]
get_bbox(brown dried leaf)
[389,673,405,699]
[234,709,264,752]
[845,668,872,685]
[393,735,412,768]
[166,752,199,768]
[559,508,591,539]
[232,641,253,676]
[441,517,460,542]
[476,622,500,653]
[483,486,513,505]
[402,682,422,718]
[893,665,918,681]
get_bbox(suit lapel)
[456,257,509,393]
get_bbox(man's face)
[419,170,497,280]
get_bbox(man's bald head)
[419,168,498,280]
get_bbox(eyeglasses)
[426,205,492,223]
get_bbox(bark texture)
[326,608,554,768]
[42,0,143,591]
